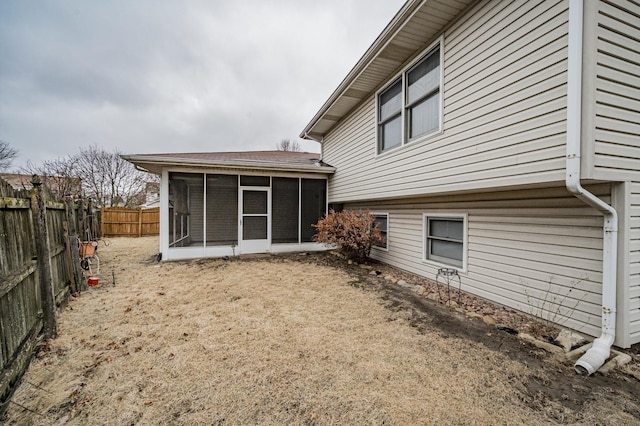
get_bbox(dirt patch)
[324,256,640,423]
[357,273,640,423]
[3,238,640,425]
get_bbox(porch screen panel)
[168,173,186,247]
[272,177,299,243]
[168,172,204,247]
[301,179,327,242]
[190,180,204,243]
[243,216,267,240]
[240,175,270,186]
[243,191,267,214]
[205,174,238,246]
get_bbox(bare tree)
[276,138,301,152]
[24,145,151,207]
[0,140,18,171]
[74,145,148,207]
[23,156,82,198]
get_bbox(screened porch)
[166,172,327,258]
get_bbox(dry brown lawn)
[4,237,640,425]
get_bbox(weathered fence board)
[47,205,74,307]
[0,176,89,416]
[101,207,159,237]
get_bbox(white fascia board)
[122,155,335,175]
[299,0,425,139]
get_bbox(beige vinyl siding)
[629,182,640,343]
[592,0,640,180]
[323,0,569,203]
[347,185,609,339]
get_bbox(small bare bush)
[313,209,384,262]
[521,277,587,338]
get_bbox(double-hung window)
[378,80,403,152]
[377,42,442,154]
[424,214,466,269]
[406,49,440,139]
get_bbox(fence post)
[86,198,95,240]
[30,176,57,339]
[78,197,86,240]
[138,208,143,237]
[98,206,104,238]
[62,221,77,294]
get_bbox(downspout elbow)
[566,164,618,228]
[565,158,582,195]
[575,334,615,375]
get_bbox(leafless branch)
[276,138,301,152]
[0,140,18,171]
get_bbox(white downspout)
[303,132,324,162]
[567,0,618,375]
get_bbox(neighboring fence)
[0,176,86,416]
[101,207,159,237]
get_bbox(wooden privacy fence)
[0,176,88,416]
[101,207,159,237]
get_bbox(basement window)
[372,213,388,250]
[424,214,467,270]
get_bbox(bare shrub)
[521,277,588,338]
[313,209,384,262]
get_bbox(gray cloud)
[0,0,404,167]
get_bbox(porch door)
[240,187,270,253]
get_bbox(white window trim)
[422,212,468,273]
[371,212,389,251]
[375,36,444,157]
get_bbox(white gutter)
[567,0,618,375]
[133,164,153,174]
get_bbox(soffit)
[300,0,474,139]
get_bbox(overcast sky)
[0,0,405,169]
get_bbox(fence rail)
[0,176,87,416]
[101,207,159,237]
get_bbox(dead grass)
[3,237,639,425]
